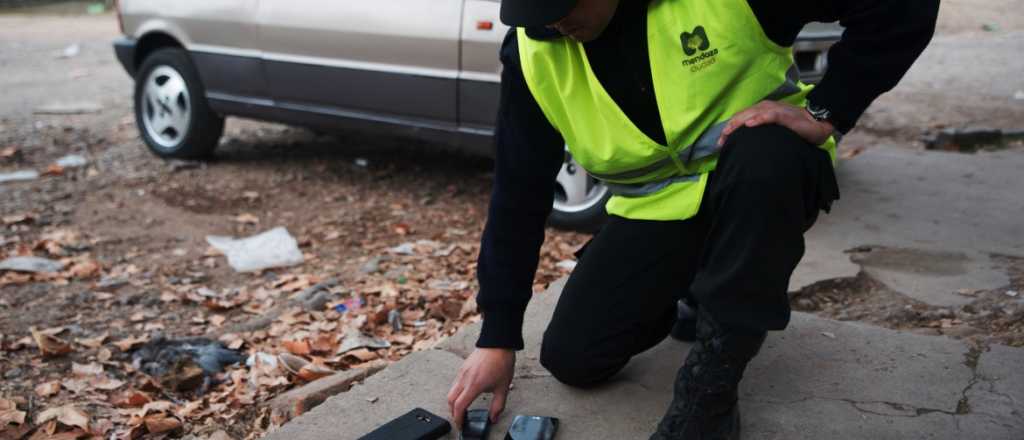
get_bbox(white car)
[112,0,841,230]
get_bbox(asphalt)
[265,147,1024,439]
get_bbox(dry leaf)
[66,260,101,278]
[0,399,26,425]
[91,376,125,391]
[110,390,152,408]
[2,213,33,225]
[233,213,259,225]
[97,348,112,362]
[392,334,415,346]
[282,340,311,356]
[343,348,378,362]
[61,378,90,394]
[143,414,181,434]
[296,364,334,382]
[35,381,61,397]
[277,353,308,376]
[309,333,337,353]
[41,164,65,176]
[30,327,73,357]
[176,400,203,419]
[113,335,149,351]
[75,333,107,349]
[209,315,227,327]
[36,405,90,431]
[139,401,173,415]
[72,362,103,377]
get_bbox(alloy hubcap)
[553,151,608,214]
[141,65,190,149]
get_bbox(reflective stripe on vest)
[598,63,806,197]
[518,0,838,221]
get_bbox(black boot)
[670,300,698,342]
[650,309,766,440]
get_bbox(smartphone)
[505,415,559,440]
[461,409,491,440]
[358,408,452,440]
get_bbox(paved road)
[0,14,128,128]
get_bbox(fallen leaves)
[113,335,149,352]
[74,334,106,349]
[36,406,89,432]
[281,339,311,356]
[30,327,73,357]
[277,353,333,382]
[0,146,18,159]
[233,213,260,225]
[110,390,152,408]
[35,381,61,398]
[142,414,181,435]
[71,362,103,377]
[0,193,590,440]
[0,399,27,426]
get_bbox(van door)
[258,1,463,127]
[458,0,508,132]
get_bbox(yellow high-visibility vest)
[518,0,837,221]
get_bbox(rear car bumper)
[113,37,138,77]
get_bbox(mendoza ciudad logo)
[681,26,718,72]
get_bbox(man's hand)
[717,101,834,147]
[447,348,516,430]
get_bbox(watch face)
[808,105,831,121]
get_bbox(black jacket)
[476,0,940,350]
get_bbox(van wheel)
[134,48,224,158]
[549,152,610,232]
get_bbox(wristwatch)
[806,102,843,143]
[805,102,833,125]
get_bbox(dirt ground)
[1,1,1023,439]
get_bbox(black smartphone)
[461,409,491,440]
[505,415,559,440]
[358,408,452,440]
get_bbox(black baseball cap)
[500,0,578,27]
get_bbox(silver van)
[112,0,841,230]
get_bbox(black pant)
[540,125,839,387]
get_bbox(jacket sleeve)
[475,29,565,350]
[748,0,940,134]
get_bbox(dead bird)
[132,333,243,391]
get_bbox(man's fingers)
[719,116,747,146]
[719,112,755,146]
[447,368,468,422]
[447,382,463,420]
[744,111,779,128]
[451,384,481,430]
[489,387,509,422]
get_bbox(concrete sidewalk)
[264,147,1024,439]
[266,278,1023,439]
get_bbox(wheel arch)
[134,31,186,71]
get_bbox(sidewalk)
[264,147,1024,439]
[265,277,1023,439]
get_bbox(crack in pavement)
[957,342,989,415]
[747,343,1000,420]
[748,395,957,418]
